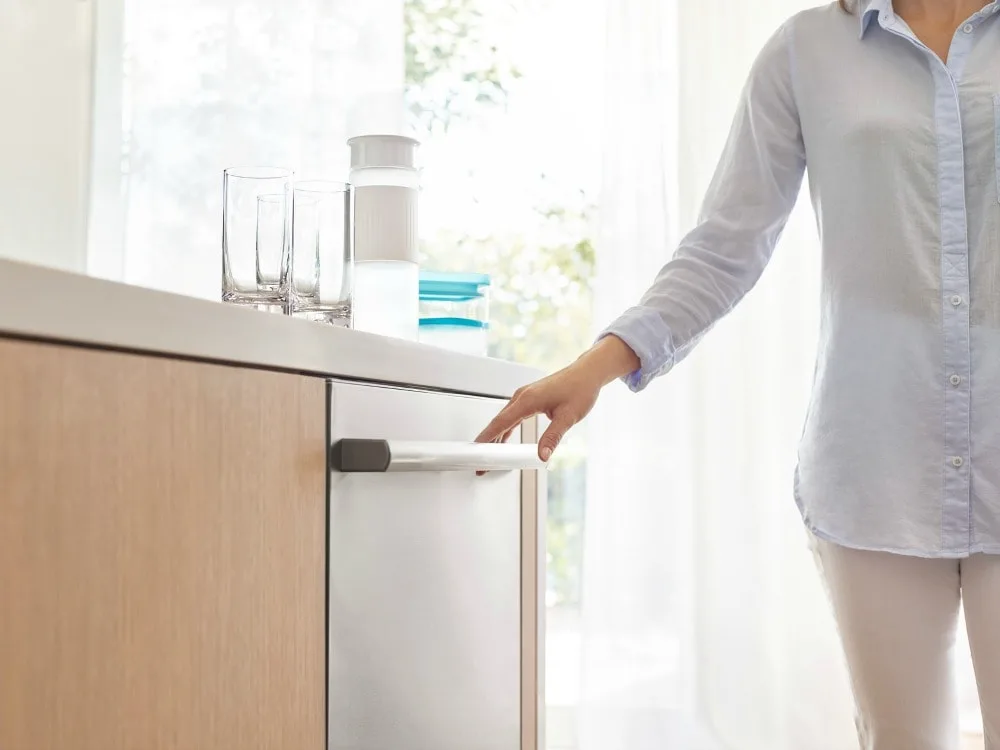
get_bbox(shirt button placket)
[933,38,974,551]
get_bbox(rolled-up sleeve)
[601,19,806,392]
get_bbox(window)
[102,0,404,297]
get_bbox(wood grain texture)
[0,337,327,750]
[520,417,545,750]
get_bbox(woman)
[479,1,1000,747]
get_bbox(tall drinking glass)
[222,166,292,311]
[288,180,353,326]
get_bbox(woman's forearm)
[575,335,641,387]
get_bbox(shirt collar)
[858,0,893,39]
[859,0,1000,39]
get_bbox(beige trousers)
[813,536,1000,750]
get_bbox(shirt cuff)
[598,306,676,393]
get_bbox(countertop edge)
[0,259,542,398]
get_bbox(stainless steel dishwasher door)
[327,381,527,750]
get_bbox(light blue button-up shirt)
[604,0,1000,557]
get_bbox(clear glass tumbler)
[288,180,353,326]
[222,166,293,311]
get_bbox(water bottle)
[347,134,420,341]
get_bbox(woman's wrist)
[576,335,641,387]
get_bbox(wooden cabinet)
[0,338,327,750]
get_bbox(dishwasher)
[327,379,545,750]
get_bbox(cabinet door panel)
[0,338,326,750]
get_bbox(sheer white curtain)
[581,1,859,748]
[90,0,402,298]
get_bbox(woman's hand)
[476,335,640,462]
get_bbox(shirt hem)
[793,468,997,558]
[801,517,1000,559]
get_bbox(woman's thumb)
[538,416,573,462]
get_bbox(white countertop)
[0,259,540,398]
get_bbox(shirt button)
[951,295,964,306]
[950,374,963,386]
[964,23,974,32]
[952,456,965,468]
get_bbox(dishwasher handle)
[330,439,545,473]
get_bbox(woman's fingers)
[475,390,542,475]
[475,390,538,444]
